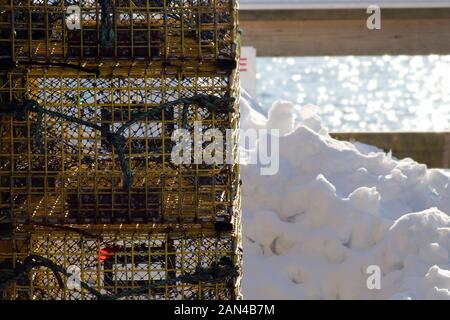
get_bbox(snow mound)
[240,95,450,300]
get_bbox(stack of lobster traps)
[0,0,241,300]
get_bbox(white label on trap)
[240,46,257,97]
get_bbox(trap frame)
[0,65,240,225]
[0,0,238,64]
[0,0,241,301]
[0,223,242,300]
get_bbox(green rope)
[0,255,106,299]
[101,262,238,301]
[0,255,67,291]
[0,95,235,189]
[0,254,239,300]
[99,0,115,48]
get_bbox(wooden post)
[331,132,450,168]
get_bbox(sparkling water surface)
[256,56,450,132]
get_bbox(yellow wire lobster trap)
[0,224,242,300]
[0,65,240,225]
[0,0,238,64]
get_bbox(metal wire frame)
[0,0,238,64]
[0,224,242,300]
[0,65,240,225]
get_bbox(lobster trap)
[0,0,238,64]
[0,0,241,301]
[0,224,242,300]
[0,65,240,225]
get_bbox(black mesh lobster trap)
[0,65,240,225]
[0,0,238,64]
[0,224,242,300]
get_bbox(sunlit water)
[256,56,450,132]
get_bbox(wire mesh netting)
[0,66,240,225]
[0,0,238,64]
[0,0,241,301]
[0,225,242,300]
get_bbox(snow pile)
[240,96,450,300]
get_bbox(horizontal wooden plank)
[239,1,450,10]
[240,8,450,56]
[331,132,450,168]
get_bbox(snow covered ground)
[240,93,450,299]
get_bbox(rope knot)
[105,132,126,150]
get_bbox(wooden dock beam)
[331,132,450,168]
[240,8,450,56]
